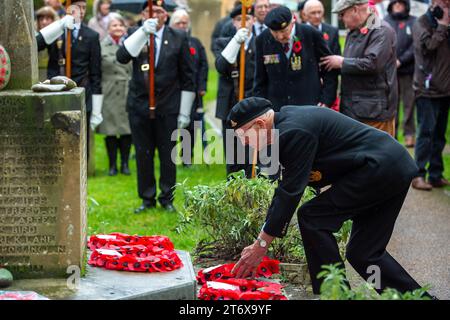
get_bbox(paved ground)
[205,101,450,300]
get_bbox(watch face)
[259,239,267,247]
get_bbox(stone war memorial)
[0,0,87,280]
[0,1,196,300]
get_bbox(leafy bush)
[318,264,432,300]
[176,172,316,263]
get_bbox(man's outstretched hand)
[232,232,275,278]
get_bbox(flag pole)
[239,1,257,178]
[148,0,156,119]
[65,0,72,78]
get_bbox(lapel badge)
[141,64,150,71]
[309,171,322,182]
[164,40,168,45]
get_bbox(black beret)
[230,4,254,19]
[142,0,177,12]
[264,6,293,31]
[298,1,307,12]
[227,98,273,129]
[63,0,86,5]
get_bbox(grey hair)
[107,12,126,29]
[169,9,191,29]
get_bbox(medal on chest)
[290,55,302,71]
[290,37,303,71]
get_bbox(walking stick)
[66,0,72,78]
[148,0,156,119]
[239,1,257,178]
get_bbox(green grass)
[88,132,226,252]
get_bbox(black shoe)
[134,202,156,214]
[109,167,118,176]
[121,163,131,176]
[162,203,177,213]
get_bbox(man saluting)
[230,97,433,298]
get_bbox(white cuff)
[179,91,196,117]
[92,94,104,115]
[221,38,241,64]
[40,20,65,45]
[124,27,149,58]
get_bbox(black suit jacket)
[214,36,256,120]
[321,23,341,55]
[263,106,418,237]
[253,23,338,111]
[189,36,208,110]
[116,26,195,116]
[36,24,102,112]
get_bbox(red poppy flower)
[190,47,196,56]
[323,32,329,41]
[292,40,302,54]
[399,22,405,29]
[360,27,369,35]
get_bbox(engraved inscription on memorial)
[0,96,73,277]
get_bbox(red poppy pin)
[360,27,369,35]
[323,32,329,41]
[399,22,405,29]
[292,39,302,54]
[190,47,196,56]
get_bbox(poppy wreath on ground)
[87,233,183,273]
[199,279,287,300]
[196,257,280,285]
[197,258,286,300]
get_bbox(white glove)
[40,15,75,45]
[221,28,249,64]
[142,18,159,35]
[124,19,158,58]
[90,94,104,131]
[234,28,250,44]
[178,91,196,129]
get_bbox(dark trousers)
[222,120,253,178]
[395,74,416,137]
[129,112,177,206]
[298,172,422,295]
[414,96,450,182]
[182,111,208,163]
[105,135,132,168]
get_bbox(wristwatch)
[256,237,267,248]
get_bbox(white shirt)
[154,25,165,67]
[307,22,322,32]
[254,21,267,37]
[285,24,297,58]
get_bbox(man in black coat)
[170,9,209,166]
[116,1,196,213]
[229,97,432,297]
[253,6,338,111]
[304,0,342,55]
[36,0,103,153]
[385,0,417,147]
[215,5,257,177]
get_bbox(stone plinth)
[7,251,197,300]
[0,88,87,279]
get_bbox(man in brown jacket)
[320,0,398,137]
[411,0,450,191]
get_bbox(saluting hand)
[319,55,344,72]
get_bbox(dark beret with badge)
[142,0,178,12]
[264,5,293,31]
[229,4,254,19]
[227,97,273,129]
